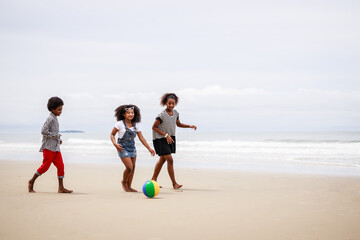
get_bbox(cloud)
[174,85,360,131]
[179,85,267,96]
[63,92,94,100]
[1,0,360,132]
[178,85,360,111]
[0,83,359,131]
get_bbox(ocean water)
[0,131,359,176]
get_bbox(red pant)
[36,149,65,178]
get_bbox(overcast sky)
[1,0,359,133]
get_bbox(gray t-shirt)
[152,109,179,140]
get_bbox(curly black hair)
[47,97,64,111]
[160,93,179,106]
[114,104,141,122]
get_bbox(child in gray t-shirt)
[28,97,72,193]
[151,93,197,189]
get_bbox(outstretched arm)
[176,119,197,130]
[136,131,155,156]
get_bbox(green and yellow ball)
[142,180,160,198]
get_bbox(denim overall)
[117,120,137,159]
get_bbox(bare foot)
[173,183,183,189]
[28,180,35,193]
[58,187,73,193]
[128,187,138,192]
[122,181,130,192]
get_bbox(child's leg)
[28,173,39,193]
[52,152,72,193]
[151,155,166,182]
[163,154,182,189]
[127,157,137,192]
[121,157,134,192]
[58,178,73,193]
[36,149,54,175]
[52,152,64,178]
[28,149,53,193]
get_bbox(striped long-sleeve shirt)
[39,113,62,152]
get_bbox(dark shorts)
[153,136,176,156]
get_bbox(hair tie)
[167,94,176,100]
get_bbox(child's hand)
[166,135,174,144]
[60,140,63,145]
[149,148,155,156]
[114,144,123,152]
[190,125,197,130]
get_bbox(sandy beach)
[0,160,360,240]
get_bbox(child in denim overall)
[117,120,137,158]
[110,104,155,192]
